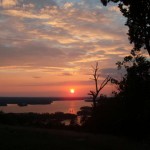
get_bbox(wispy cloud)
[0,0,18,8]
[0,0,131,96]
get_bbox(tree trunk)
[93,97,96,109]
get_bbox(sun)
[70,88,75,94]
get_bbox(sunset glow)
[70,89,75,94]
[0,0,130,97]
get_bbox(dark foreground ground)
[0,125,149,150]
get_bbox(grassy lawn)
[0,125,148,150]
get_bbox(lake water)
[0,100,92,114]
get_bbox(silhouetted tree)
[88,62,111,109]
[77,106,92,125]
[82,56,150,136]
[100,0,150,55]
[111,52,150,124]
[115,53,150,99]
[109,53,150,136]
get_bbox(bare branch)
[88,62,111,109]
[88,91,95,97]
[99,76,111,91]
[99,75,111,90]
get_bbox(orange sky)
[0,0,132,97]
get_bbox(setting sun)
[70,89,75,94]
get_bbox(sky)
[0,0,132,97]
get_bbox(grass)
[0,124,149,150]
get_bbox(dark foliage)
[100,0,150,55]
[80,97,127,134]
[80,54,150,138]
[0,111,77,129]
[77,106,92,125]
[112,54,150,137]
[115,54,150,102]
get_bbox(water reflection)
[69,108,75,114]
[68,101,76,114]
[0,100,92,114]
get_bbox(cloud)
[32,76,41,79]
[63,2,73,9]
[0,40,65,67]
[0,0,58,9]
[62,72,73,76]
[19,80,94,87]
[19,0,58,9]
[0,0,130,90]
[0,0,18,8]
[100,67,126,79]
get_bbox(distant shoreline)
[0,97,89,106]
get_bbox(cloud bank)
[0,0,131,96]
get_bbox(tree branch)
[89,62,111,109]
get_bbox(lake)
[0,100,92,114]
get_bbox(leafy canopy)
[113,53,150,101]
[100,0,150,55]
